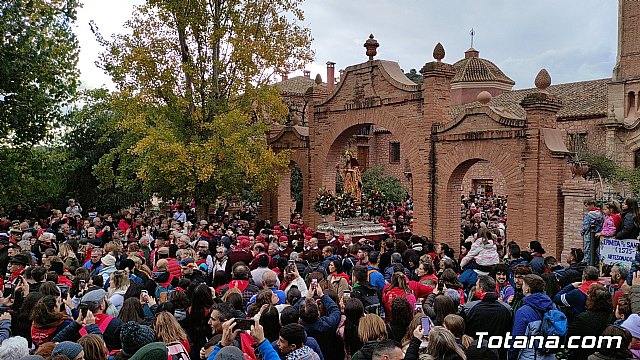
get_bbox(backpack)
[530,307,568,355]
[155,283,174,303]
[359,288,383,317]
[540,308,568,337]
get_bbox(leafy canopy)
[93,0,314,204]
[0,0,80,144]
[362,166,407,203]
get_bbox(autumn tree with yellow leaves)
[93,0,314,214]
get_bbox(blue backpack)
[540,308,568,337]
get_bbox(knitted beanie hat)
[52,341,83,359]
[129,343,168,360]
[120,321,156,356]
[214,346,245,360]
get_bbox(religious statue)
[341,150,362,202]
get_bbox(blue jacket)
[295,294,342,360]
[383,264,411,282]
[581,209,604,236]
[510,293,556,360]
[529,255,545,275]
[208,339,279,360]
[459,268,480,294]
[554,283,589,317]
[367,266,386,291]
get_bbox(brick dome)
[451,48,515,86]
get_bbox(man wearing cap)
[98,254,117,284]
[8,253,29,282]
[181,257,207,284]
[278,236,293,259]
[80,289,123,351]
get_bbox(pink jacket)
[460,238,500,267]
[600,215,617,237]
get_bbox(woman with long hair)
[425,326,467,360]
[401,314,425,352]
[30,295,73,346]
[616,197,640,240]
[327,259,350,298]
[247,289,279,317]
[425,295,458,326]
[566,284,615,360]
[351,314,388,360]
[259,305,281,343]
[154,311,191,358]
[78,334,108,360]
[107,270,130,312]
[443,314,474,350]
[16,292,44,347]
[439,268,465,304]
[180,283,213,359]
[382,272,416,316]
[388,297,413,343]
[337,298,364,360]
[118,297,145,324]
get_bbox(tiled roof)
[276,76,326,96]
[452,57,515,85]
[450,78,609,120]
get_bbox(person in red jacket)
[155,248,182,279]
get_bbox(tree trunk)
[196,201,210,221]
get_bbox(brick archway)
[437,154,520,251]
[308,106,430,233]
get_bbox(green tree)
[0,146,71,210]
[63,89,145,213]
[0,0,80,144]
[92,0,314,215]
[291,164,302,211]
[361,166,407,203]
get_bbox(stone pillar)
[520,69,565,256]
[420,43,455,241]
[561,178,595,263]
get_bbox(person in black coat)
[461,275,513,360]
[554,248,586,287]
[616,197,640,240]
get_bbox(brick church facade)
[262,1,640,258]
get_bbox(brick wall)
[461,161,507,195]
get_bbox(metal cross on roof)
[470,28,475,48]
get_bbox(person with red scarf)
[218,263,259,303]
[224,236,253,275]
[553,265,601,318]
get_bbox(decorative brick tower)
[609,0,640,136]
[420,43,456,241]
[520,69,570,256]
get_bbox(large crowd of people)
[0,195,639,360]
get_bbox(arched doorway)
[444,158,509,253]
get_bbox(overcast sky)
[76,0,618,90]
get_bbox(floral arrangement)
[313,188,336,216]
[336,192,358,219]
[364,189,386,217]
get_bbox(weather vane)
[470,28,475,48]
